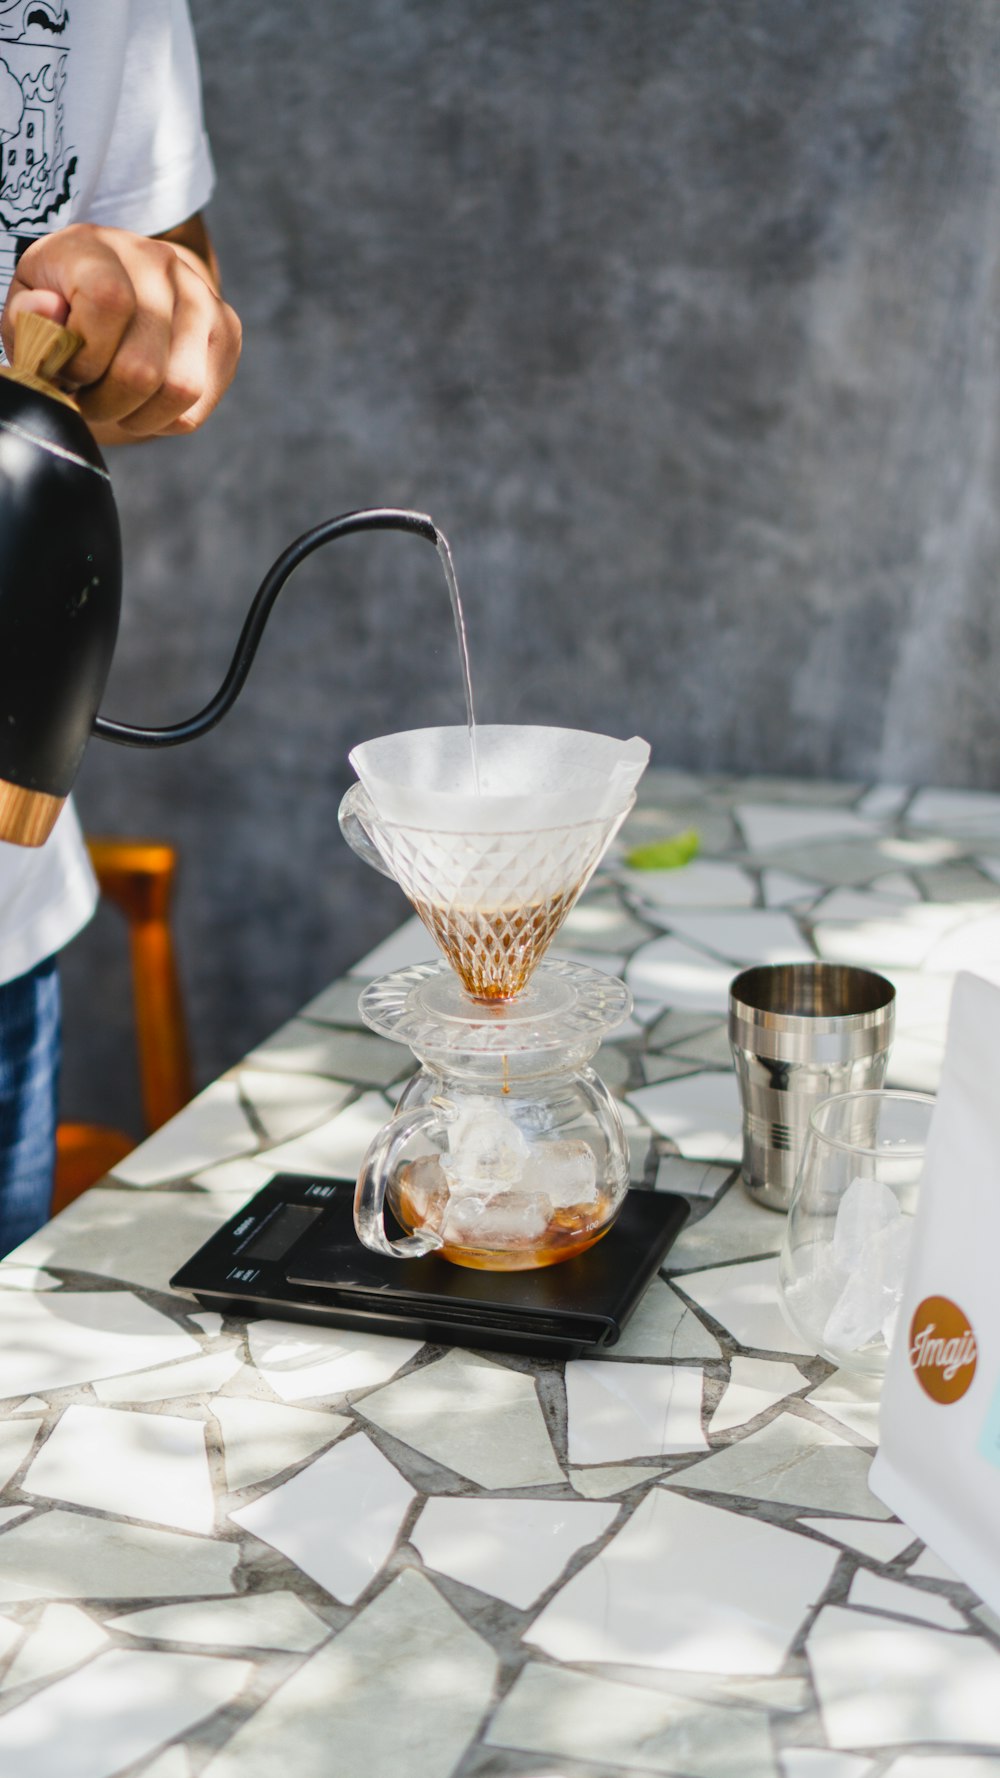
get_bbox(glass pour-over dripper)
[339,725,650,1001]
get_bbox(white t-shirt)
[0,0,215,985]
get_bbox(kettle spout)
[0,498,440,847]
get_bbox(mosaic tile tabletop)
[6,773,1000,1777]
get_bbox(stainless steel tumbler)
[728,962,896,1213]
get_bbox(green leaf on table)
[624,829,700,870]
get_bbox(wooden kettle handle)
[0,312,83,408]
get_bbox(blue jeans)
[0,956,59,1257]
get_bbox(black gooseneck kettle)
[0,313,438,848]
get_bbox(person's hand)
[0,219,242,444]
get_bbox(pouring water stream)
[435,529,481,794]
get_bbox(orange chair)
[52,838,195,1214]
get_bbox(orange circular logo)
[909,1296,978,1403]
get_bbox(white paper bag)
[869,969,1000,1608]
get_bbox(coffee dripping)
[0,312,652,1275]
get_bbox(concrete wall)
[60,0,1000,1132]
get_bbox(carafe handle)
[354,1098,454,1258]
[338,782,395,881]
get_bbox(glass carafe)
[353,959,632,1270]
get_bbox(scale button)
[227,1266,260,1284]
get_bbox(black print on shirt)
[0,4,73,231]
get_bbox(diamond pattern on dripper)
[376,817,618,1001]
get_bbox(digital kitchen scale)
[170,1174,690,1359]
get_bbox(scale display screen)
[240,1204,323,1263]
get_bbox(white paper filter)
[349,726,650,833]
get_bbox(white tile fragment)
[868,870,921,899]
[487,1662,778,1777]
[606,1666,808,1714]
[0,1614,20,1663]
[230,1430,414,1605]
[199,1568,496,1778]
[807,1371,881,1442]
[735,804,877,852]
[14,1192,234,1297]
[654,1157,734,1205]
[857,783,911,821]
[813,902,961,970]
[760,870,825,908]
[628,1071,743,1164]
[245,1020,405,1088]
[190,1312,224,1337]
[621,859,756,908]
[525,1488,838,1675]
[246,1317,421,1403]
[112,1592,330,1653]
[25,1406,215,1535]
[565,1361,706,1463]
[233,1067,354,1141]
[93,1345,242,1404]
[261,1091,393,1179]
[0,1289,197,1396]
[0,1266,59,1291]
[357,1349,563,1488]
[811,888,922,924]
[110,1079,258,1185]
[10,1398,47,1415]
[662,1413,891,1518]
[212,1397,349,1492]
[297,976,368,1025]
[0,1419,41,1489]
[550,944,627,978]
[796,1518,916,1563]
[652,908,812,966]
[0,1602,108,1694]
[560,892,651,947]
[907,786,1000,831]
[668,1023,737,1068]
[668,1186,782,1272]
[881,1757,1000,1778]
[906,1545,963,1583]
[626,937,735,1013]
[0,1510,239,1602]
[847,1569,967,1630]
[0,1647,251,1778]
[612,1277,722,1360]
[676,1256,816,1355]
[191,1157,276,1197]
[412,1496,617,1609]
[779,1754,875,1778]
[136,1749,193,1778]
[709,1357,810,1435]
[570,1465,666,1498]
[807,1604,1000,1747]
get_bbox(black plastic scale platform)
[170,1174,690,1360]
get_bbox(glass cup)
[777,1089,935,1376]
